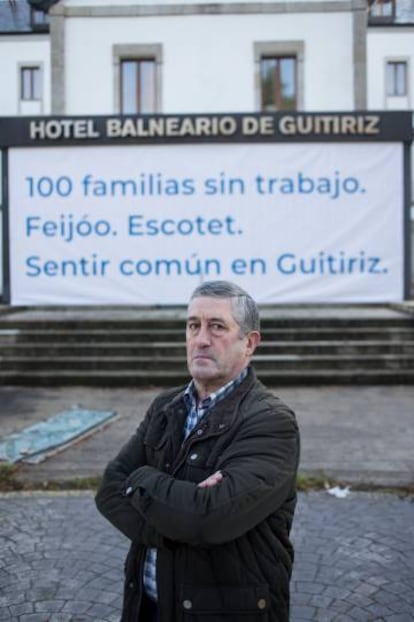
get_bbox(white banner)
[8,142,404,304]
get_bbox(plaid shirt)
[143,367,249,602]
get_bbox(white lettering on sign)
[278,115,380,136]
[30,120,101,140]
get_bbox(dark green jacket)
[95,368,300,622]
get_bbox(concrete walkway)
[0,384,413,487]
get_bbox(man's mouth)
[193,354,214,362]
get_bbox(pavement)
[0,382,413,621]
[0,489,413,621]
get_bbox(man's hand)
[197,470,223,488]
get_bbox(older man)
[95,280,300,622]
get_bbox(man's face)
[186,296,260,398]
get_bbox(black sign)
[0,112,412,147]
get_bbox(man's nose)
[194,325,211,345]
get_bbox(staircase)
[0,305,413,385]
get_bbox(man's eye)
[211,323,225,331]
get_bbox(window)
[30,8,49,31]
[113,44,162,114]
[260,56,297,111]
[386,61,408,96]
[368,0,396,20]
[121,59,156,114]
[20,66,41,101]
[254,42,304,112]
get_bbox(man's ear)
[245,331,261,356]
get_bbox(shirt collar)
[184,366,249,413]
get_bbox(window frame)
[254,41,304,112]
[30,8,50,32]
[260,55,297,112]
[113,44,162,114]
[19,64,42,102]
[386,60,408,97]
[368,0,396,23]
[120,58,157,114]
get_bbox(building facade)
[2,1,413,117]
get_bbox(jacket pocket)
[177,584,269,622]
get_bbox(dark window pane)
[261,58,277,111]
[121,59,156,113]
[386,61,407,96]
[20,67,40,100]
[260,56,297,111]
[121,61,138,114]
[369,0,395,18]
[279,58,296,110]
[140,61,156,113]
[31,9,49,26]
[395,63,407,95]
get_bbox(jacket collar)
[167,366,258,436]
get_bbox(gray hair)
[190,280,260,334]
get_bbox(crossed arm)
[95,406,299,547]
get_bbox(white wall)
[367,29,414,110]
[0,35,50,115]
[367,29,414,283]
[64,11,354,114]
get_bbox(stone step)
[1,353,414,371]
[0,326,413,343]
[0,315,413,331]
[0,368,413,386]
[0,305,412,385]
[1,341,414,356]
